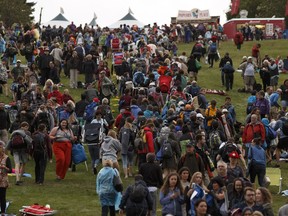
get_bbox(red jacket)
[138,127,154,154]
[242,122,265,144]
[114,111,134,129]
[48,90,63,105]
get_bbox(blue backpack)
[210,43,217,53]
[133,71,145,86]
[84,102,98,123]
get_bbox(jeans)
[250,162,266,187]
[33,151,48,183]
[101,205,115,216]
[88,144,100,169]
[149,189,157,216]
[225,73,234,90]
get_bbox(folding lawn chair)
[266,167,282,194]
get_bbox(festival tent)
[89,13,97,27]
[109,8,145,29]
[43,8,70,28]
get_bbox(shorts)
[270,76,279,86]
[13,150,29,164]
[244,76,255,86]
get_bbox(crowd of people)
[0,20,288,216]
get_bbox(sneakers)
[15,181,23,186]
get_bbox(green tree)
[0,0,36,27]
[226,0,288,27]
[226,0,287,18]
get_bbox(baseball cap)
[228,151,240,159]
[222,109,229,113]
[16,60,21,63]
[196,113,205,119]
[93,97,100,103]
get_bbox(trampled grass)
[2,39,288,215]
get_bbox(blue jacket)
[269,92,280,108]
[96,167,118,205]
[131,105,142,119]
[160,188,184,216]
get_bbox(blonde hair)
[108,130,117,139]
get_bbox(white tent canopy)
[109,9,144,29]
[43,13,70,28]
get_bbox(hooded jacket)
[100,136,122,161]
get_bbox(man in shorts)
[7,122,32,185]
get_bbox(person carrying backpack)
[83,97,100,124]
[156,127,181,178]
[119,174,153,216]
[136,123,155,169]
[31,124,52,185]
[216,138,246,170]
[207,41,217,68]
[119,117,136,178]
[7,121,32,185]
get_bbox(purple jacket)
[254,98,270,115]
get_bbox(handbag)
[72,143,87,164]
[195,60,202,70]
[113,169,123,192]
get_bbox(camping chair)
[266,167,282,194]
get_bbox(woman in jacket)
[255,187,274,216]
[185,172,209,216]
[100,130,122,170]
[119,117,135,178]
[0,141,12,215]
[96,159,119,216]
[160,172,184,216]
[247,136,266,187]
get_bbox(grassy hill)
[2,39,288,215]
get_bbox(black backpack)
[221,142,237,162]
[129,183,147,203]
[84,123,102,143]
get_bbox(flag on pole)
[60,7,64,14]
[128,7,134,15]
[94,12,97,19]
[231,0,240,16]
[286,0,288,16]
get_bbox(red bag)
[22,204,54,215]
[111,38,121,50]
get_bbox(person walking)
[32,124,52,185]
[49,119,76,180]
[0,141,12,215]
[67,50,80,89]
[97,159,119,216]
[222,61,235,91]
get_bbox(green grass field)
[2,39,288,215]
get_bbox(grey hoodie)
[100,136,122,162]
